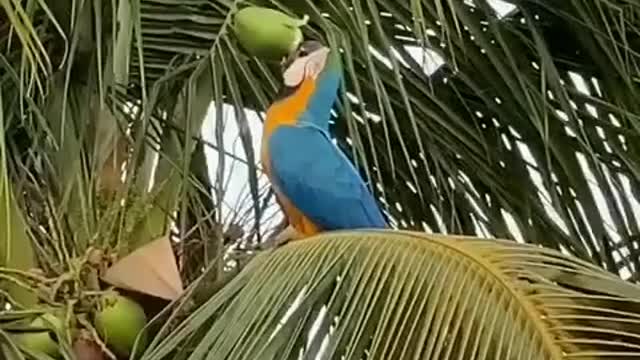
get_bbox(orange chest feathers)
[261,77,317,175]
[260,77,322,237]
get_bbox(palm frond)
[142,230,640,359]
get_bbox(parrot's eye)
[298,49,309,57]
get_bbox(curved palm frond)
[141,231,640,360]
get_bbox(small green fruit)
[94,293,147,357]
[14,312,64,357]
[233,6,308,61]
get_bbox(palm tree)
[1,0,640,359]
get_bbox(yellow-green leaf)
[0,87,36,307]
[142,230,640,360]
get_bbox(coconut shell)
[102,235,183,300]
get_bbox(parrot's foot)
[273,225,303,247]
[260,225,303,250]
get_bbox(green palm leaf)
[142,231,640,360]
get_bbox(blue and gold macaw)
[261,40,387,239]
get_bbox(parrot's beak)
[282,44,330,87]
[280,40,330,88]
[280,49,299,70]
[280,40,327,72]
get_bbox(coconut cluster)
[8,249,147,358]
[11,291,147,359]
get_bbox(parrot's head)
[280,40,331,88]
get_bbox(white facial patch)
[283,47,330,87]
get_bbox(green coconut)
[13,312,65,357]
[94,293,147,357]
[233,6,308,61]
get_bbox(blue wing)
[268,124,387,230]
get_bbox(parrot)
[261,39,387,241]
